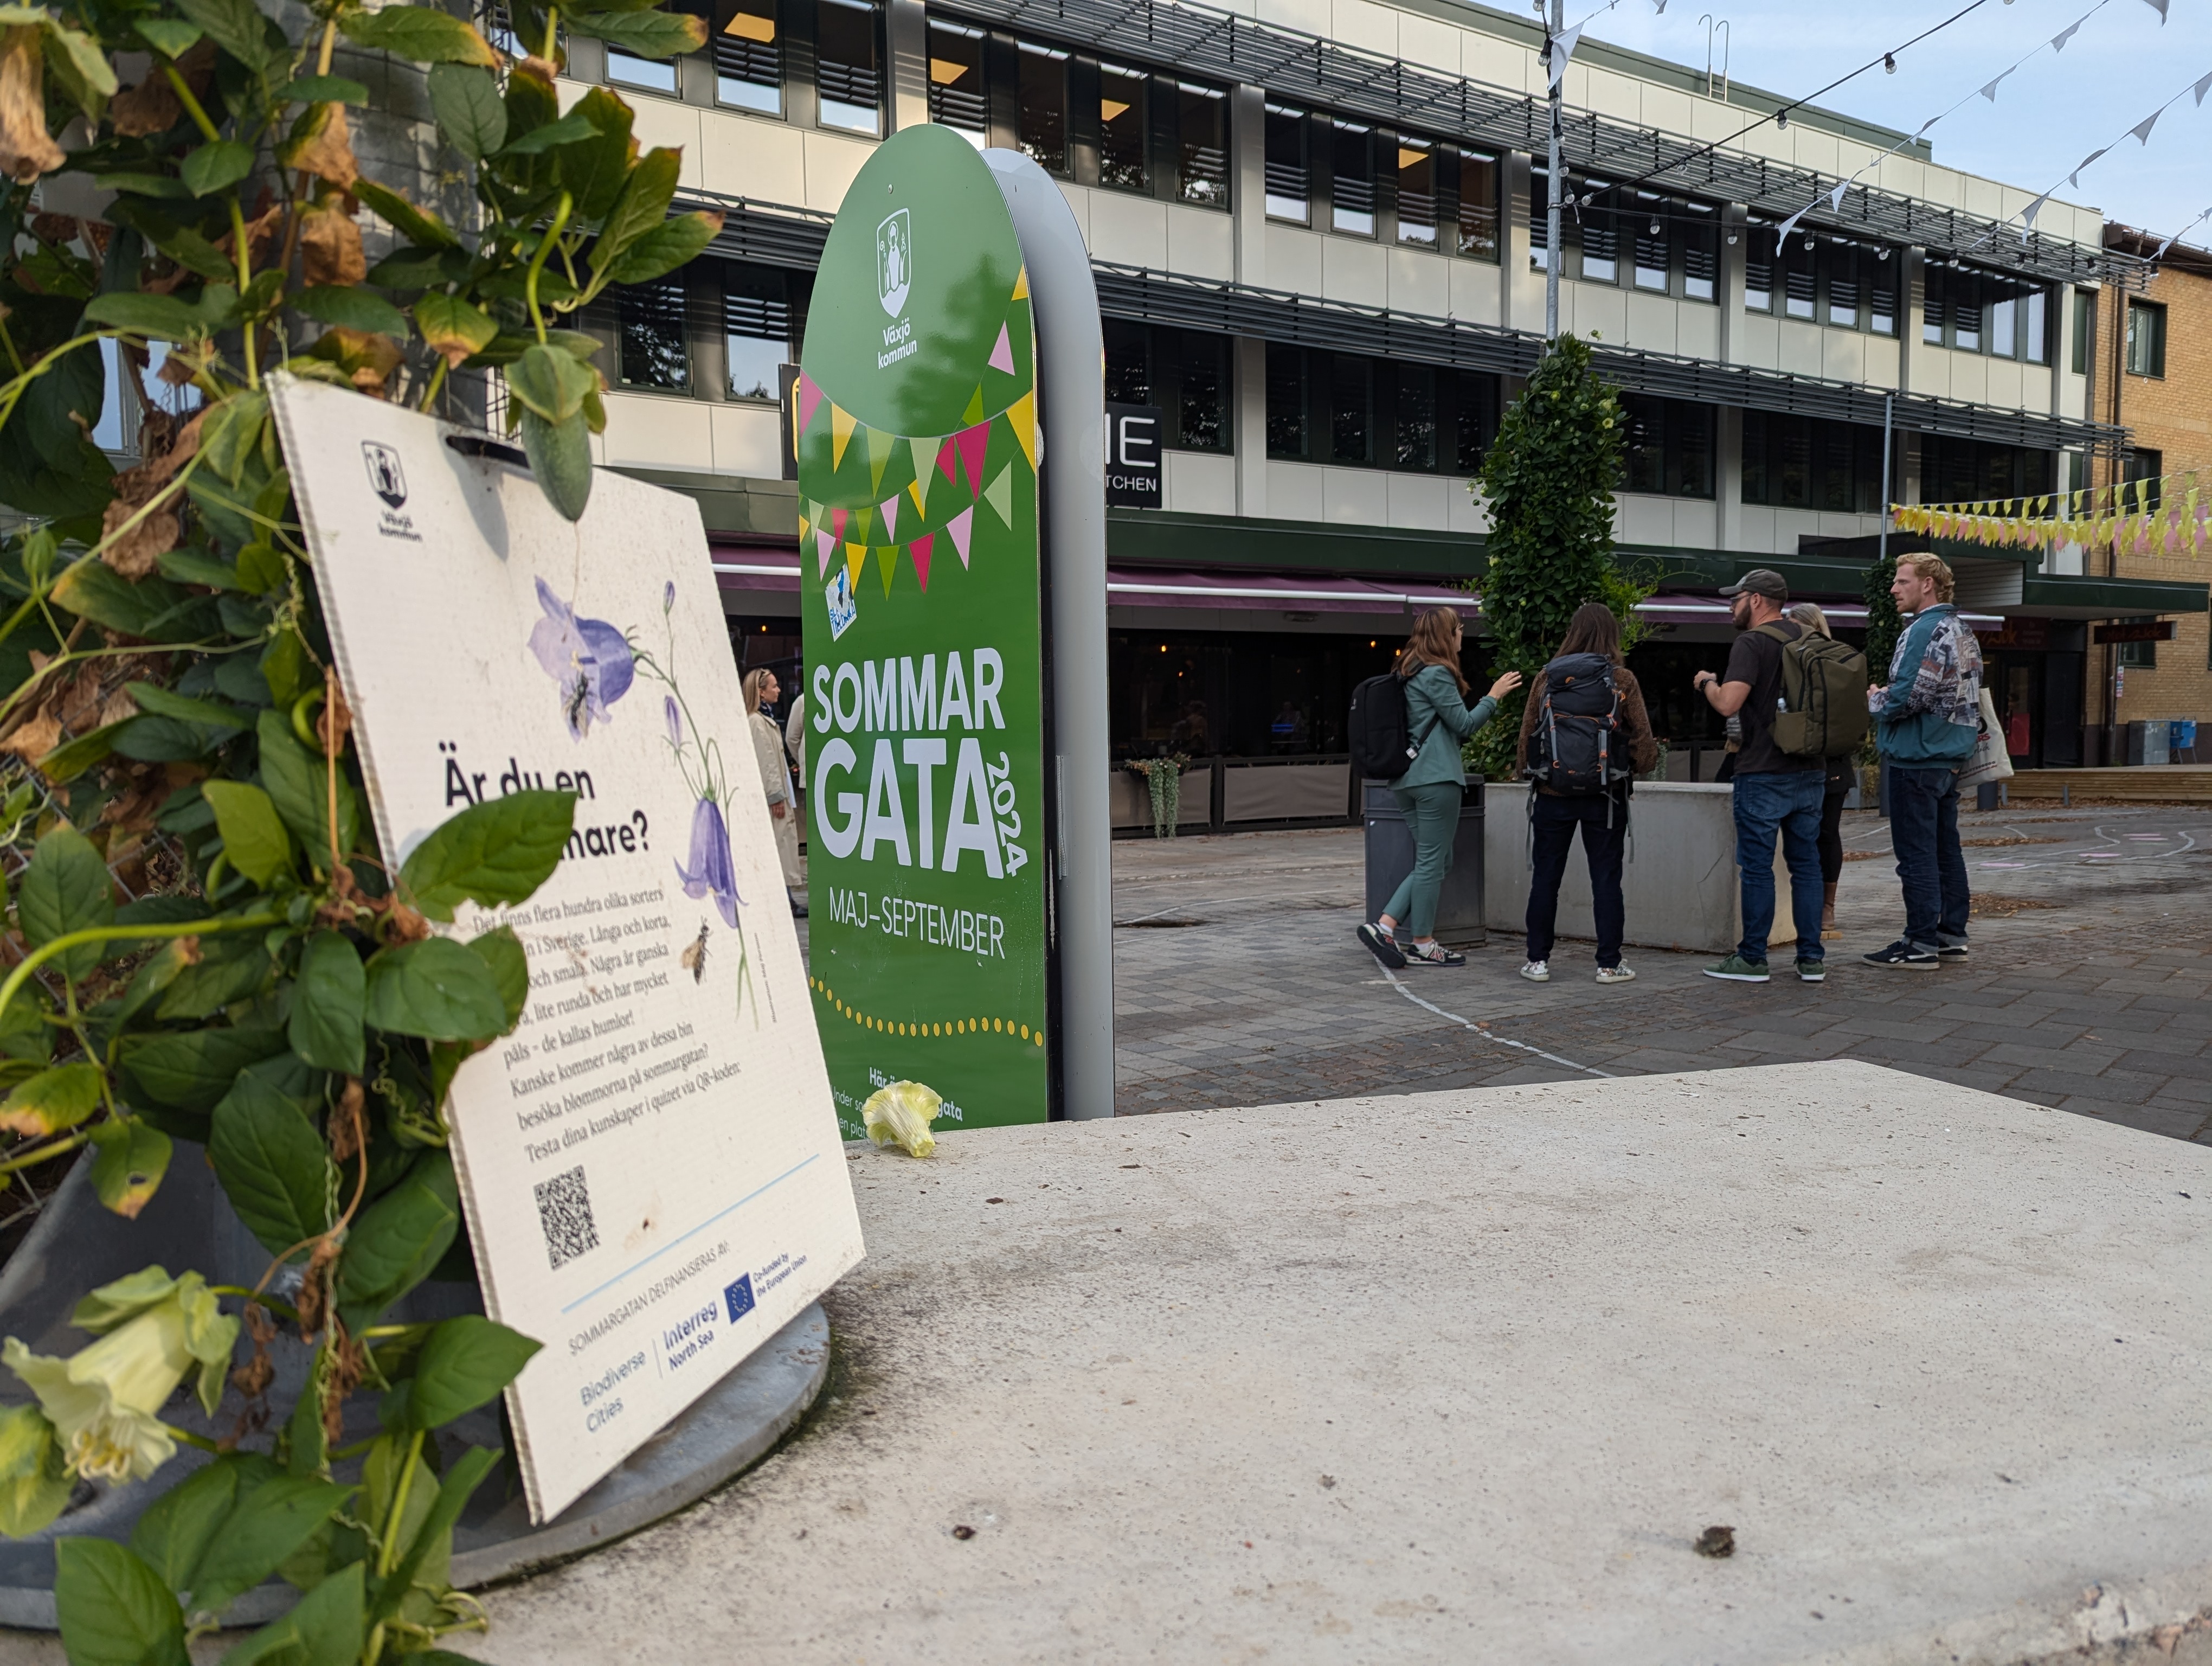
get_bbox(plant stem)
[0,913,285,1028]
[416,355,449,413]
[0,1130,91,1177]
[541,5,560,62]
[524,193,573,345]
[159,1423,222,1453]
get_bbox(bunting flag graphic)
[844,542,866,590]
[1894,467,2212,558]
[797,371,824,435]
[879,494,899,542]
[1006,390,1037,470]
[1010,266,1028,301]
[876,544,899,597]
[907,437,936,515]
[867,424,897,494]
[831,403,857,470]
[798,508,811,544]
[946,505,974,567]
[982,462,1014,529]
[909,532,934,592]
[951,422,991,495]
[961,385,986,426]
[988,324,1016,377]
[851,504,873,546]
[830,506,848,542]
[816,527,836,580]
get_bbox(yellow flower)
[1,1267,237,1489]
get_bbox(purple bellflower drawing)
[530,578,636,739]
[674,796,742,928]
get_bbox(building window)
[1529,166,1551,271]
[1329,354,1371,461]
[2023,288,2048,364]
[1744,413,1898,511]
[1103,317,1150,405]
[1827,247,1859,328]
[1098,63,1148,191]
[1265,343,1307,459]
[2123,447,2163,513]
[1681,203,1717,302]
[1631,193,1668,292]
[1745,229,1773,312]
[2116,616,2158,670]
[1922,266,1943,345]
[1456,149,1499,261]
[1013,44,1069,172]
[1393,363,1436,468]
[1869,255,1895,335]
[1452,371,1498,471]
[815,0,880,134]
[1264,103,1308,222]
[1921,434,2056,503]
[714,0,781,113]
[1922,263,2049,357]
[616,277,689,391]
[1396,137,1437,249]
[1175,82,1227,207]
[926,21,985,138]
[2071,289,2094,375]
[1578,184,1618,283]
[1331,120,1374,236]
[1619,395,1714,499]
[1102,323,1230,451]
[608,41,677,92]
[1780,241,1815,321]
[2126,299,2166,377]
[724,263,795,401]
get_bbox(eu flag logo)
[724,1274,756,1324]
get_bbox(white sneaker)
[1594,964,1637,984]
[1519,960,1549,982]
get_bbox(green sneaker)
[1795,958,1826,983]
[1703,953,1770,983]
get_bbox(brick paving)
[1105,808,2212,1147]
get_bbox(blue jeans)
[1732,770,1827,965]
[1888,764,1969,950]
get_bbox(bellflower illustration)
[675,796,742,928]
[664,695,683,750]
[530,578,636,739]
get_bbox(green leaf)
[279,73,370,105]
[50,554,192,635]
[53,1539,187,1666]
[564,7,706,55]
[507,342,597,425]
[150,222,237,281]
[156,548,245,590]
[42,20,119,121]
[401,790,576,920]
[498,107,602,157]
[18,823,114,981]
[348,176,460,250]
[364,938,509,1042]
[116,1022,287,1116]
[524,406,594,522]
[336,1151,459,1331]
[134,18,204,56]
[468,927,529,1030]
[551,86,635,222]
[113,714,223,763]
[0,1404,72,1538]
[388,1316,540,1431]
[181,139,256,198]
[202,780,295,887]
[589,145,678,285]
[209,1062,332,1254]
[361,1433,441,1585]
[35,719,126,784]
[235,541,287,594]
[200,388,270,485]
[130,1449,241,1590]
[82,283,239,341]
[174,0,278,70]
[290,931,365,1076]
[254,710,357,873]
[427,62,505,161]
[92,171,195,201]
[294,285,409,338]
[0,985,51,1065]
[125,681,253,730]
[88,1121,172,1219]
[218,1559,363,1665]
[603,211,721,287]
[155,929,274,1020]
[368,1445,498,1628]
[414,292,497,364]
[0,1062,104,1138]
[190,1475,353,1616]
[339,5,498,63]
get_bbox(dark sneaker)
[1795,958,1826,983]
[1356,923,1406,971]
[1937,940,1969,960]
[1863,940,1937,969]
[1403,940,1465,967]
[1703,954,1770,983]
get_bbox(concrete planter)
[1483,781,1800,957]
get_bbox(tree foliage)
[0,0,715,1655]
[1464,335,1652,779]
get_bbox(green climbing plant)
[1861,552,1902,765]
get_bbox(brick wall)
[2092,254,2212,739]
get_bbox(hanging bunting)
[1547,22,1584,91]
[909,532,935,592]
[797,371,825,435]
[2141,0,2168,21]
[851,504,874,545]
[831,403,857,470]
[2130,111,2160,144]
[946,505,974,567]
[844,543,866,590]
[831,505,849,542]
[1010,266,1028,302]
[866,424,897,494]
[876,545,899,597]
[987,324,1016,377]
[982,463,1014,529]
[907,438,937,515]
[1005,389,1037,471]
[951,422,991,495]
[879,495,899,543]
[1978,68,2012,101]
[816,527,836,580]
[2052,18,2083,50]
[961,385,986,426]
[2068,147,2107,187]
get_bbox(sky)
[1578,0,2212,244]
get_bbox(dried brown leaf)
[94,687,138,728]
[299,201,365,287]
[329,1077,364,1163]
[321,1325,367,1445]
[318,675,352,755]
[100,501,179,579]
[108,69,181,138]
[287,100,358,189]
[0,29,63,182]
[0,709,60,766]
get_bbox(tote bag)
[1957,687,2015,790]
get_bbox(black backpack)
[1524,653,1631,796]
[1349,672,1424,781]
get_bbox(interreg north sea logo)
[362,441,421,542]
[876,208,911,316]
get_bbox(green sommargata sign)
[798,125,1049,1136]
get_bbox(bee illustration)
[564,672,591,736]
[680,921,710,983]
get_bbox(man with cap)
[1690,569,1827,983]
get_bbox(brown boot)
[1822,882,1838,934]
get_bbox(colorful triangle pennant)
[987,323,1015,376]
[844,543,866,589]
[1005,390,1037,471]
[908,437,936,515]
[867,424,896,494]
[909,533,934,592]
[876,545,899,597]
[816,527,835,580]
[797,372,824,435]
[879,495,899,542]
[982,462,1013,528]
[946,505,974,567]
[961,384,985,426]
[952,422,990,495]
[831,403,857,470]
[1011,266,1028,301]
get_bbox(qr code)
[533,1165,599,1271]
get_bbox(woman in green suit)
[1359,606,1521,969]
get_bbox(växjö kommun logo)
[362,441,406,508]
[876,208,911,317]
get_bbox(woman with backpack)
[1789,601,1852,934]
[1356,606,1521,970]
[1514,602,1658,984]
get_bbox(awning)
[1106,569,1470,613]
[1636,593,2005,631]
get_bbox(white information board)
[271,376,864,1523]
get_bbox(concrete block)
[1483,781,1799,955]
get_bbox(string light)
[1884,53,1896,72]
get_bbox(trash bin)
[2126,720,2169,766]
[1362,780,1486,950]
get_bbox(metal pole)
[1878,390,1893,569]
[1546,0,1563,342]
